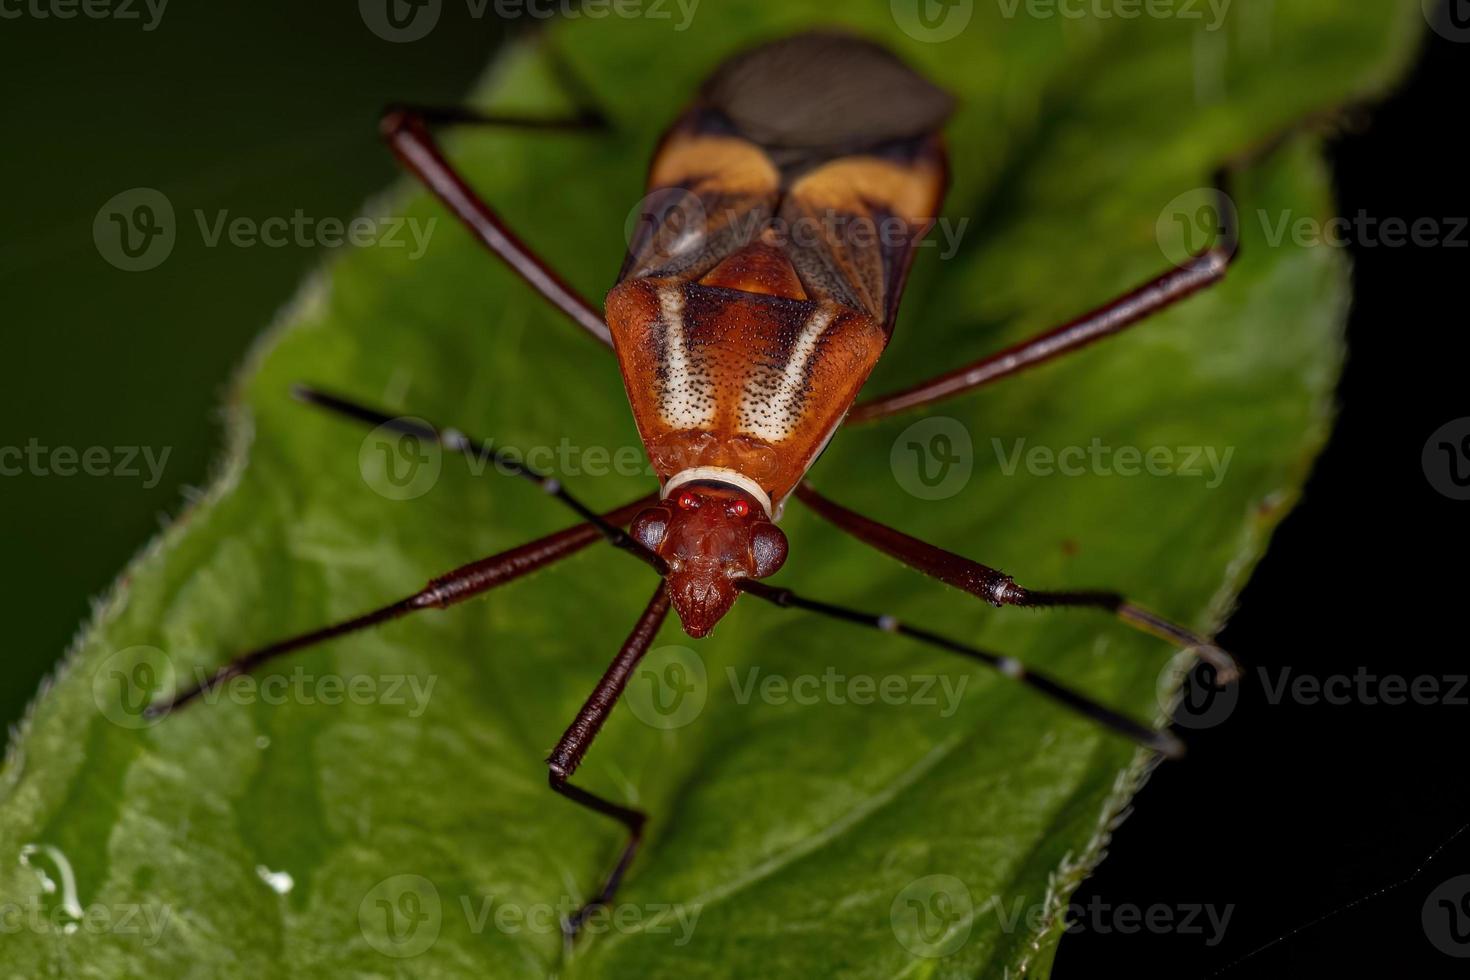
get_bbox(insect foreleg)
[547,583,670,939]
[146,494,654,717]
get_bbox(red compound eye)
[728,499,750,518]
[676,491,699,511]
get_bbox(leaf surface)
[0,3,1420,977]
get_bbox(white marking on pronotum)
[662,466,774,518]
[657,286,715,428]
[739,306,835,443]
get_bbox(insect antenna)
[735,579,1185,759]
[292,385,666,574]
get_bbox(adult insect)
[151,32,1243,936]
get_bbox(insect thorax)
[606,275,881,509]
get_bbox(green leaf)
[0,3,1419,977]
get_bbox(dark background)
[2,4,1464,977]
[1065,22,1470,980]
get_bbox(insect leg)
[794,483,1239,682]
[146,493,655,717]
[292,385,664,574]
[547,582,671,938]
[380,104,613,347]
[849,99,1363,427]
[846,240,1232,424]
[735,578,1182,758]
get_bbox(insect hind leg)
[735,578,1183,758]
[379,54,615,348]
[845,102,1365,425]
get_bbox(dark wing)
[621,32,953,331]
[699,31,954,153]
